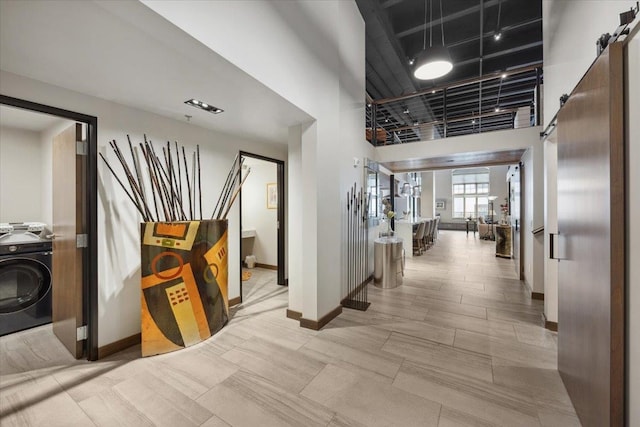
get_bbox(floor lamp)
[488,196,498,241]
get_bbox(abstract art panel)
[140,220,228,357]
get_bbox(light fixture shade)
[413,45,453,80]
[400,183,413,197]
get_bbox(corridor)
[0,231,578,426]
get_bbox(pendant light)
[414,0,453,80]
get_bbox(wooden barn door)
[556,42,624,426]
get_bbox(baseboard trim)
[255,263,278,270]
[341,275,373,305]
[542,313,558,331]
[98,333,141,359]
[532,292,545,301]
[286,309,302,320]
[229,296,241,307]
[299,305,342,331]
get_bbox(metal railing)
[366,63,542,146]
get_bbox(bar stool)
[412,221,426,255]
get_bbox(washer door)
[0,257,51,313]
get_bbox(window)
[452,168,490,219]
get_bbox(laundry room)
[0,104,73,336]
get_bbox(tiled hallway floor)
[0,231,579,426]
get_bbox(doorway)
[238,151,285,304]
[0,95,98,361]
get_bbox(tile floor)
[0,231,580,426]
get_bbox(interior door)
[557,43,624,426]
[52,123,85,358]
[509,165,522,279]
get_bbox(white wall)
[376,126,541,163]
[420,172,435,219]
[521,143,544,294]
[0,71,287,347]
[143,1,373,320]
[626,26,640,427]
[434,170,452,220]
[542,0,636,128]
[543,133,558,323]
[0,126,43,222]
[241,159,277,267]
[433,165,510,223]
[544,3,639,422]
[39,119,75,227]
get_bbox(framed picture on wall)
[436,200,446,210]
[267,183,277,209]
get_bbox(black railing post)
[443,88,448,138]
[390,174,395,230]
[535,67,542,126]
[371,103,378,145]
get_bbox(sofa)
[477,217,494,239]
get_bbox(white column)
[543,135,558,323]
[287,124,303,315]
[420,171,435,219]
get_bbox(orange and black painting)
[140,220,228,357]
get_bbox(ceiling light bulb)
[432,90,436,94]
[501,73,507,79]
[494,32,502,41]
[192,100,200,105]
[472,119,476,124]
[495,107,500,112]
[413,46,453,80]
[201,103,208,108]
[404,108,410,114]
[409,58,415,66]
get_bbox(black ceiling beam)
[374,62,541,104]
[447,18,542,49]
[396,0,503,39]
[381,0,405,9]
[356,0,437,130]
[454,42,543,67]
[446,78,536,99]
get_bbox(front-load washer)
[0,224,53,336]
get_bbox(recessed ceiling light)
[185,99,224,114]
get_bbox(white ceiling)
[0,0,311,145]
[0,105,71,133]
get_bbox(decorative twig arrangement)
[342,183,371,311]
[100,136,250,222]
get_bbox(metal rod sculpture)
[100,136,250,221]
[342,183,371,311]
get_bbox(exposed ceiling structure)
[357,0,543,146]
